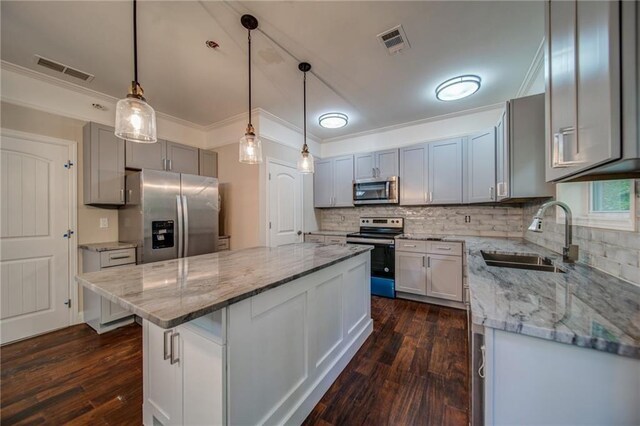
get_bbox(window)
[557,179,636,231]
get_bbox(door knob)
[297,231,302,235]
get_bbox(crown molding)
[322,102,504,144]
[516,38,545,98]
[1,60,207,131]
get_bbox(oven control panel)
[359,217,403,228]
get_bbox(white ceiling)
[1,1,543,140]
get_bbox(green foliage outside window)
[590,180,631,212]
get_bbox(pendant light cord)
[303,71,307,149]
[248,29,252,127]
[133,0,138,86]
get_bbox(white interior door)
[1,131,73,344]
[268,161,302,247]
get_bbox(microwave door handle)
[385,181,390,199]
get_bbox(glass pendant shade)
[115,94,157,143]
[297,151,314,174]
[239,132,263,164]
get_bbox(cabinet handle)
[170,332,180,364]
[478,344,486,379]
[435,246,452,251]
[424,192,427,203]
[109,254,131,260]
[120,189,125,202]
[427,256,431,268]
[168,159,172,171]
[422,255,426,268]
[489,186,494,200]
[162,158,167,170]
[429,192,433,203]
[403,244,417,248]
[163,330,172,360]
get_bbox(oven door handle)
[347,237,395,245]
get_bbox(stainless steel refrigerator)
[119,169,219,264]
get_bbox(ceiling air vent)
[377,25,410,55]
[34,55,95,82]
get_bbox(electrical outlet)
[99,217,108,228]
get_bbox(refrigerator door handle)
[176,195,184,258]
[182,195,189,257]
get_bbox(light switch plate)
[99,217,108,228]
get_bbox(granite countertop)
[461,237,638,359]
[306,230,353,237]
[78,241,138,252]
[76,243,372,329]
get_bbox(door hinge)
[63,229,74,239]
[64,160,74,169]
[64,298,72,308]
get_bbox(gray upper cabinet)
[545,0,623,181]
[83,122,125,206]
[496,94,554,201]
[126,139,166,171]
[429,138,463,204]
[199,150,218,178]
[313,155,354,208]
[465,129,496,203]
[355,149,398,179]
[400,144,428,205]
[166,141,199,174]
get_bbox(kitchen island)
[77,243,373,426]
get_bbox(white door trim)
[0,128,80,326]
[265,157,304,247]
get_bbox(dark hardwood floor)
[0,297,468,426]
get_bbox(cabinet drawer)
[305,235,326,243]
[428,242,462,256]
[325,236,346,244]
[217,238,230,251]
[396,240,428,253]
[100,248,136,268]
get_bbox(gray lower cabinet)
[496,94,554,200]
[166,141,199,174]
[396,251,427,295]
[465,129,497,203]
[427,254,463,302]
[355,149,398,179]
[313,155,354,208]
[82,247,135,333]
[199,150,218,178]
[83,122,125,206]
[429,138,463,204]
[125,139,200,175]
[399,144,428,205]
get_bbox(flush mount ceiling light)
[318,112,348,129]
[115,0,157,143]
[435,75,481,101]
[297,62,314,174]
[238,14,262,164]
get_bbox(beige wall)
[214,142,260,250]
[1,102,119,246]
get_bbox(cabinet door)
[145,322,182,426]
[166,141,199,175]
[375,149,399,178]
[181,326,225,426]
[395,251,427,295]
[427,254,463,302]
[126,139,166,171]
[429,138,463,204]
[354,153,375,179]
[495,108,509,201]
[400,144,428,205]
[333,155,354,207]
[466,129,496,203]
[84,122,125,205]
[199,150,218,177]
[313,160,333,207]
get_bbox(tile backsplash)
[319,205,524,237]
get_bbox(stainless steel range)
[346,217,404,298]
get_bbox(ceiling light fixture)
[114,0,157,143]
[435,75,481,101]
[238,14,262,164]
[297,62,314,174]
[318,112,348,129]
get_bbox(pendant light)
[115,0,157,143]
[297,62,314,174]
[239,14,262,164]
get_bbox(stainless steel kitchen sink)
[481,251,565,273]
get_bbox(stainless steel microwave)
[353,176,399,205]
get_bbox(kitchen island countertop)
[76,243,372,328]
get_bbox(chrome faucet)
[528,200,579,263]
